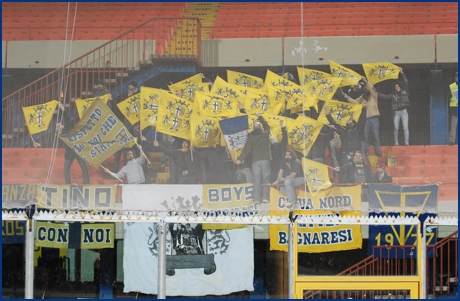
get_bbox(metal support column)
[25,218,35,299]
[421,223,427,299]
[157,212,168,299]
[288,222,294,299]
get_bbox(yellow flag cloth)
[172,73,203,85]
[301,158,333,195]
[362,62,400,85]
[243,89,275,114]
[117,93,141,125]
[195,91,239,118]
[367,155,379,167]
[265,69,296,90]
[287,115,323,158]
[387,150,397,167]
[168,82,209,102]
[329,60,362,87]
[156,91,194,140]
[59,98,135,169]
[190,113,221,148]
[261,113,295,145]
[305,77,343,103]
[140,86,162,130]
[22,100,58,135]
[227,70,264,89]
[75,94,111,119]
[297,67,332,85]
[317,99,363,127]
[210,76,246,99]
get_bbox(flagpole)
[136,142,151,164]
[100,165,124,183]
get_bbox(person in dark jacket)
[325,105,366,167]
[378,68,410,146]
[339,150,373,184]
[55,102,90,184]
[236,113,272,203]
[269,120,288,183]
[373,162,393,183]
[154,139,201,184]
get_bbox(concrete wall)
[4,34,456,69]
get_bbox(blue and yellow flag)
[156,91,194,140]
[287,115,323,157]
[301,158,332,195]
[140,86,162,130]
[75,94,111,119]
[22,100,58,135]
[190,113,221,148]
[117,93,141,125]
[297,67,332,85]
[362,62,400,85]
[219,115,248,163]
[227,70,264,89]
[317,99,363,126]
[195,91,239,118]
[329,60,362,87]
[210,76,246,99]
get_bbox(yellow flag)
[172,73,203,85]
[305,77,343,103]
[329,60,362,87]
[287,115,323,157]
[168,82,209,102]
[297,67,332,85]
[242,89,274,114]
[210,76,246,99]
[362,62,400,85]
[156,91,194,140]
[195,91,238,118]
[140,86,162,130]
[75,94,111,119]
[22,100,58,135]
[317,99,363,126]
[301,158,332,195]
[227,70,264,89]
[117,93,141,125]
[261,113,295,144]
[190,113,221,148]
[265,69,296,90]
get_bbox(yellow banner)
[287,115,323,158]
[302,158,332,195]
[60,99,135,169]
[227,70,264,89]
[36,184,118,210]
[329,60,362,87]
[81,223,115,249]
[156,91,194,141]
[243,88,277,114]
[35,222,69,248]
[265,69,296,89]
[261,113,294,144]
[35,222,115,249]
[190,113,221,148]
[297,67,332,85]
[202,184,256,211]
[195,91,239,118]
[140,86,162,130]
[317,99,363,126]
[75,94,111,119]
[305,77,343,103]
[362,62,400,85]
[269,186,362,252]
[22,100,58,135]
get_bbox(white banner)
[123,222,254,296]
[122,184,203,211]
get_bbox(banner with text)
[2,184,36,209]
[269,186,362,253]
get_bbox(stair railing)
[2,17,201,148]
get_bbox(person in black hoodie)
[325,104,367,167]
[55,102,90,184]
